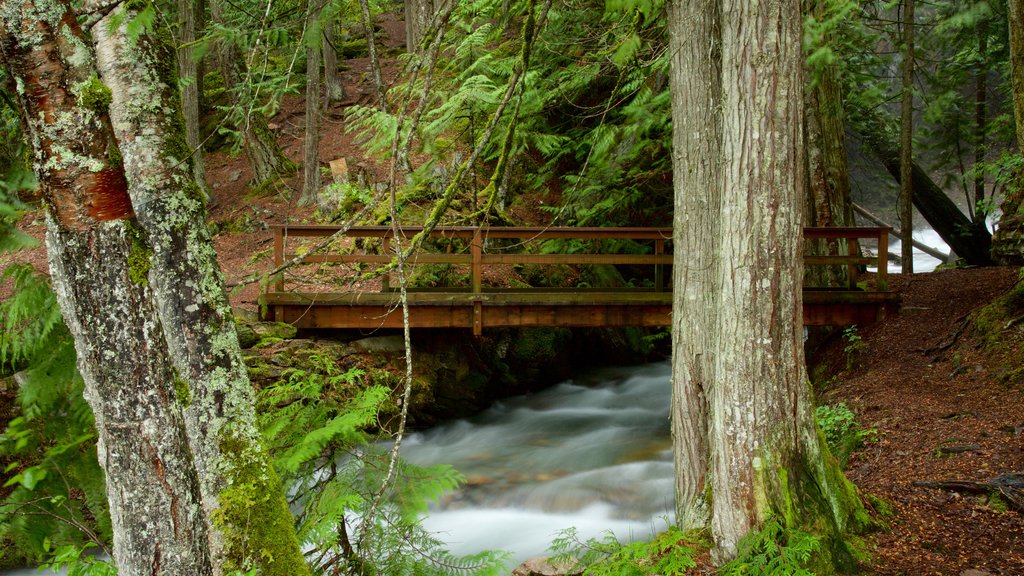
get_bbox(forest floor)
[814,266,1024,576]
[3,9,1024,576]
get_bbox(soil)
[816,267,1024,576]
[3,8,1024,576]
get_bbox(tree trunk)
[209,0,296,189]
[405,0,435,53]
[91,9,310,574]
[803,1,855,288]
[0,7,213,575]
[667,0,719,532]
[361,0,387,109]
[855,107,993,265]
[301,1,322,207]
[899,0,914,273]
[974,18,988,223]
[322,19,346,107]
[178,0,210,200]
[992,0,1024,264]
[669,0,867,566]
[2,2,310,574]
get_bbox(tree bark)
[0,5,213,574]
[669,0,867,566]
[361,0,387,110]
[322,19,346,107]
[992,0,1024,263]
[899,0,914,273]
[209,0,296,189]
[667,0,719,532]
[405,0,435,53]
[2,2,310,574]
[854,107,993,265]
[178,0,210,200]
[804,0,855,288]
[91,9,309,574]
[301,1,322,206]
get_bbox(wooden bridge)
[261,225,899,335]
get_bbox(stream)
[401,360,675,563]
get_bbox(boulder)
[510,556,582,576]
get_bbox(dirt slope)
[820,267,1024,575]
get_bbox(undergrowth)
[549,524,699,576]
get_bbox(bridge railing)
[269,225,674,294]
[268,225,891,296]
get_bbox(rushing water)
[401,360,676,563]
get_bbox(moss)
[76,76,113,114]
[125,221,153,285]
[214,433,311,576]
[174,377,191,406]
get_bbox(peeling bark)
[91,8,308,574]
[0,4,212,574]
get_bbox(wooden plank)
[481,254,673,265]
[297,253,472,265]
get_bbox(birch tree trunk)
[2,2,309,574]
[209,0,296,189]
[0,5,212,574]
[669,0,867,567]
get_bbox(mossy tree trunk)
[803,0,855,288]
[991,0,1024,264]
[0,4,213,575]
[1,2,309,575]
[210,0,296,189]
[669,0,867,567]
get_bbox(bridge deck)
[261,226,899,334]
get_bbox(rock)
[350,335,405,353]
[960,569,993,576]
[511,556,582,576]
[251,321,298,341]
[236,324,259,349]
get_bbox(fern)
[549,524,698,576]
[718,518,821,576]
[257,358,509,575]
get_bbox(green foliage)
[841,325,864,369]
[0,244,110,565]
[718,518,820,576]
[347,0,673,227]
[815,403,875,466]
[38,543,115,576]
[258,355,508,575]
[549,524,698,576]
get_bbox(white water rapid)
[402,361,676,564]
